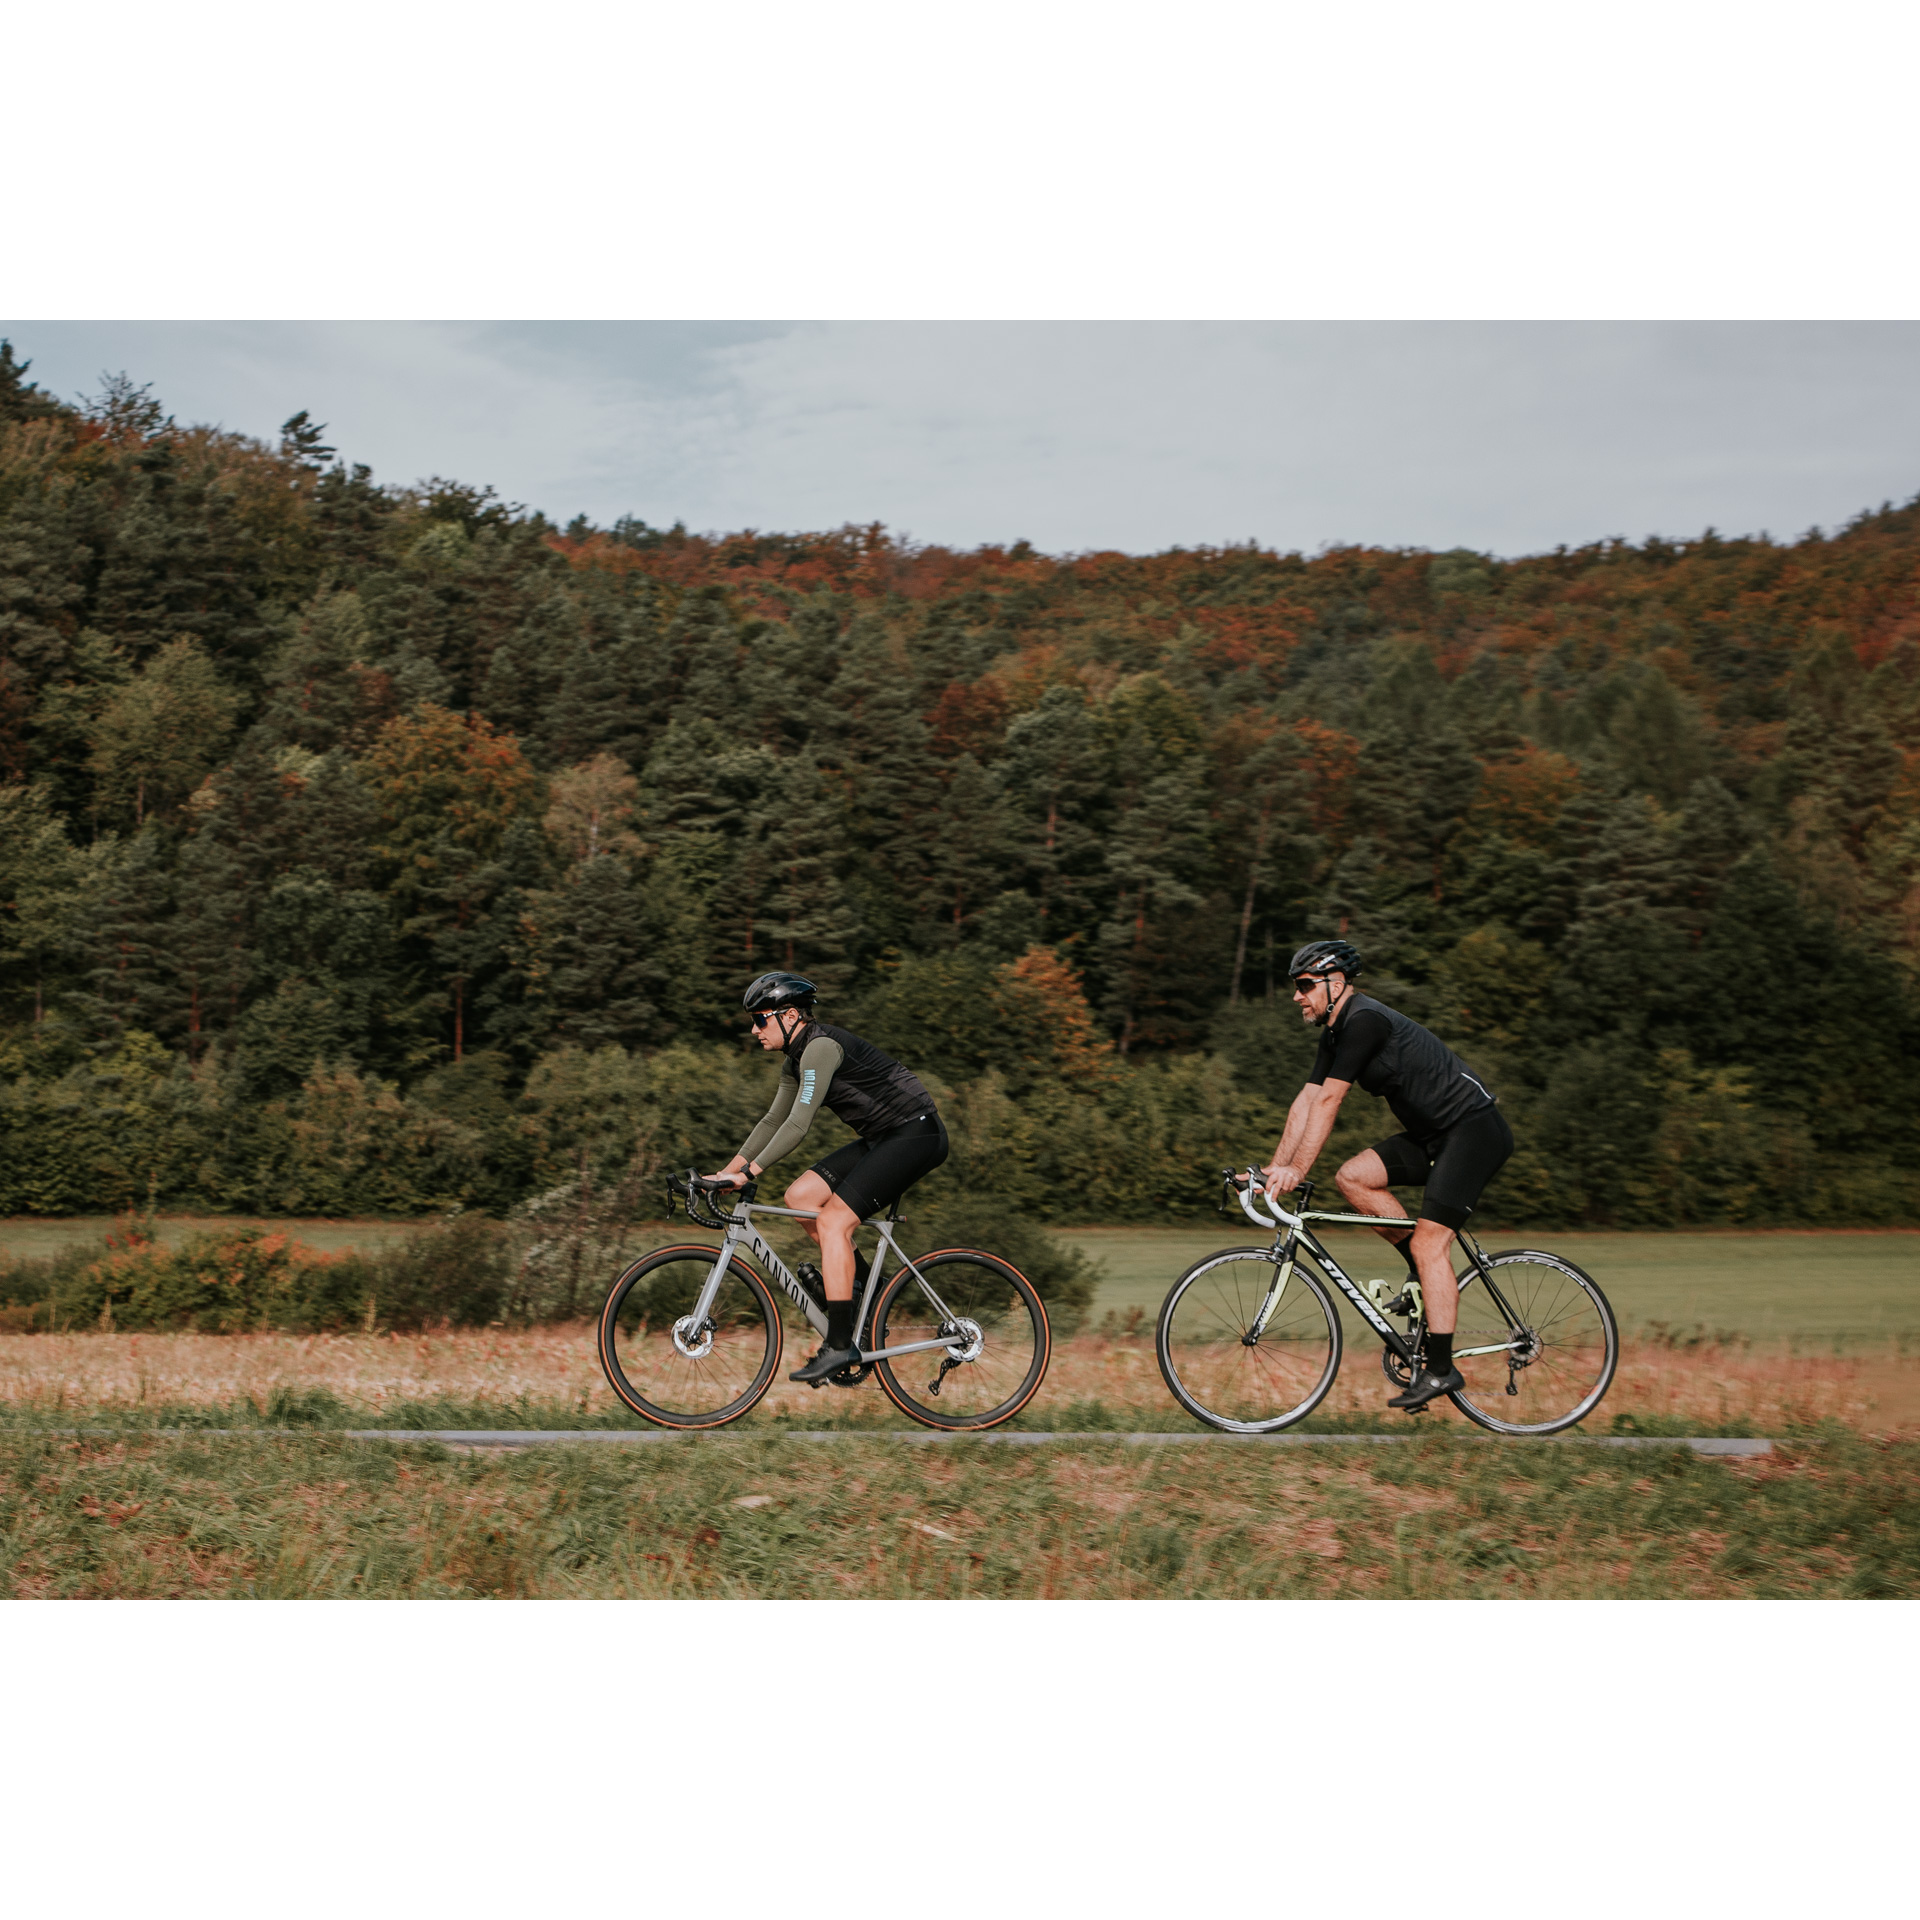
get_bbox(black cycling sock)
[1425,1331,1453,1376]
[826,1301,854,1351]
[1393,1233,1421,1277]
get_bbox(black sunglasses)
[750,1010,779,1029]
[1292,975,1329,994]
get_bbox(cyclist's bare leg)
[1335,1150,1458,1334]
[783,1171,859,1301]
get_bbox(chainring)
[1381,1336,1420,1389]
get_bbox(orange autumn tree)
[1467,745,1583,851]
[994,946,1115,1085]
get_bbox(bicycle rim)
[872,1250,1050,1431]
[598,1246,781,1429]
[1156,1250,1342,1434]
[1449,1251,1618,1436]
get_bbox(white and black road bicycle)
[1155,1171,1618,1436]
[597,1173,1050,1433]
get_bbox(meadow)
[9,1215,1913,1348]
[1059,1223,1920,1349]
[0,1219,1911,1598]
[3,1427,1911,1599]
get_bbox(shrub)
[339,1212,514,1330]
[0,1215,514,1334]
[27,1224,367,1334]
[505,1142,663,1322]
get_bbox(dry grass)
[0,1328,1910,1599]
[0,1326,1901,1435]
[1,1426,1911,1598]
[1042,1329,1895,1435]
[0,1326,617,1420]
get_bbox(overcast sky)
[5,321,1916,558]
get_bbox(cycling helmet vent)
[1287,939,1362,981]
[742,971,818,1012]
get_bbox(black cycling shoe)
[1387,1366,1463,1411]
[789,1344,860,1386]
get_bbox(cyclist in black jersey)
[1260,938,1514,1410]
[707,971,949,1385]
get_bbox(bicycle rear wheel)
[870,1250,1050,1431]
[598,1244,782,1429]
[1448,1250,1618,1436]
[1156,1248,1342,1433]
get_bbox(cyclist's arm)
[1265,1080,1343,1187]
[1266,1079,1351,1189]
[740,1037,844,1171]
[720,1060,801,1181]
[1266,1009,1387,1187]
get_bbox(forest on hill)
[0,339,1916,1228]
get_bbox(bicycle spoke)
[600,1251,780,1427]
[1450,1252,1617,1436]
[1158,1251,1340,1433]
[872,1253,1048,1430]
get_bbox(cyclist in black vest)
[707,971,949,1385]
[1260,939,1514,1411]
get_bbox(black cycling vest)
[782,1021,936,1141]
[1321,993,1497,1141]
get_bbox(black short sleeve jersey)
[1306,994,1496,1142]
[1309,1006,1392,1087]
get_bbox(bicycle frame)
[680,1188,977,1366]
[1229,1179,1534,1365]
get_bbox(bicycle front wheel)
[598,1244,782,1429]
[870,1250,1050,1431]
[1449,1250,1618,1436]
[1156,1249,1342,1433]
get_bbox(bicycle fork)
[1246,1234,1297,1343]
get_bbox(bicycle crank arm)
[859,1335,970,1364]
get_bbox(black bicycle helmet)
[1287,939,1362,982]
[742,970,818,1013]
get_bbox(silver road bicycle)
[1156,1171,1619,1436]
[597,1172,1051,1432]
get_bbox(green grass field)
[3,1427,1910,1598]
[1058,1224,1920,1349]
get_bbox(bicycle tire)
[1447,1250,1619,1436]
[1156,1248,1343,1434]
[598,1243,783,1430]
[870,1249,1050,1432]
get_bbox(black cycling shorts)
[1372,1104,1514,1230]
[810,1114,948,1221]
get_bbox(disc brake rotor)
[671,1314,714,1361]
[944,1317,985,1363]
